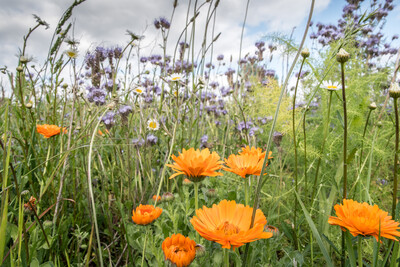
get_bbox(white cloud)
[0,0,331,79]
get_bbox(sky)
[0,0,399,85]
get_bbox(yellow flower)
[147,119,159,131]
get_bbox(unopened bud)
[20,56,29,64]
[206,188,217,198]
[368,102,377,110]
[336,48,350,63]
[16,66,23,72]
[301,48,310,58]
[195,244,206,257]
[62,83,68,89]
[25,102,33,109]
[162,192,175,202]
[389,83,400,99]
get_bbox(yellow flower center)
[172,76,180,81]
[174,91,178,96]
[149,122,157,129]
[136,89,143,93]
[217,221,240,236]
[327,85,337,89]
[66,51,77,58]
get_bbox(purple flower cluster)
[101,111,116,129]
[310,0,397,61]
[154,17,170,29]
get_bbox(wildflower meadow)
[1,0,400,266]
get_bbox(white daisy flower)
[321,80,341,91]
[147,119,159,131]
[169,73,184,82]
[65,48,78,59]
[134,87,145,95]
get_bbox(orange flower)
[152,195,162,202]
[190,199,272,249]
[223,147,272,178]
[132,204,162,225]
[36,124,66,138]
[162,233,196,267]
[166,148,223,182]
[328,199,400,241]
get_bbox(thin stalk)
[141,228,149,267]
[244,178,249,206]
[292,57,306,250]
[87,109,108,267]
[242,1,315,264]
[224,248,229,267]
[358,236,362,267]
[303,108,308,199]
[194,182,200,242]
[340,61,348,267]
[359,109,372,168]
[311,91,333,201]
[392,97,399,217]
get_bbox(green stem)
[303,108,308,199]
[194,182,200,242]
[224,248,229,267]
[244,178,249,206]
[194,182,199,211]
[359,109,372,168]
[358,236,362,267]
[340,61,348,267]
[312,91,333,201]
[392,97,399,217]
[292,57,306,250]
[141,228,149,267]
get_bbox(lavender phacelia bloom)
[132,138,145,147]
[236,121,253,131]
[87,87,107,106]
[217,54,224,61]
[146,134,158,145]
[119,105,132,118]
[101,111,116,129]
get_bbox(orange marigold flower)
[36,124,66,138]
[162,233,196,267]
[223,147,272,178]
[166,148,223,182]
[152,195,162,201]
[328,199,400,241]
[190,199,272,249]
[132,204,162,225]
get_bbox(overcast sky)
[0,0,399,81]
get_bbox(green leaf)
[295,191,334,267]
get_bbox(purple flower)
[132,138,145,147]
[140,57,148,63]
[101,111,116,129]
[119,105,132,117]
[146,134,158,145]
[217,54,224,61]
